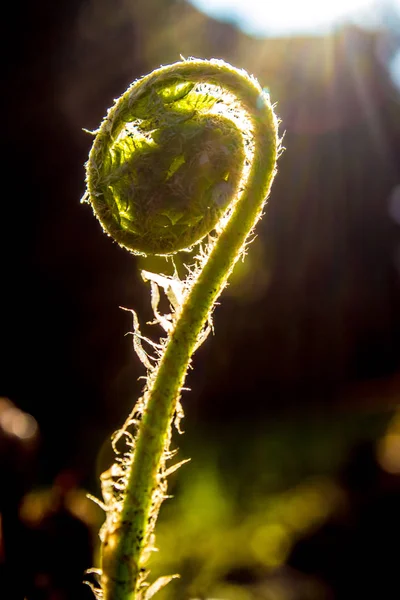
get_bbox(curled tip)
[84,58,277,257]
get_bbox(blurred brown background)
[2,1,400,598]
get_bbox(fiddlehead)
[86,69,245,256]
[83,58,279,600]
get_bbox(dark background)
[2,1,400,598]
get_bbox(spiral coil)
[83,58,279,600]
[85,66,249,255]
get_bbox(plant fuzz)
[83,58,280,600]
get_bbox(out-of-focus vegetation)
[148,411,391,599]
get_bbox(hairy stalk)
[84,58,280,600]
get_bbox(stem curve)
[84,58,279,600]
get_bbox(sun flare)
[190,0,377,36]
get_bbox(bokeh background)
[2,1,400,598]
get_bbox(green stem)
[86,59,278,600]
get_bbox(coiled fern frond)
[83,58,280,600]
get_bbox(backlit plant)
[83,57,279,600]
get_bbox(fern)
[83,58,280,600]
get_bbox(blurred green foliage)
[145,410,390,599]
